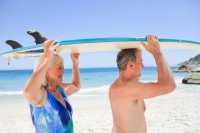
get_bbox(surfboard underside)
[1,38,200,59]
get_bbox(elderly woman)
[23,40,80,133]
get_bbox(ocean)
[0,67,199,96]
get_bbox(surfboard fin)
[27,30,47,44]
[5,40,23,49]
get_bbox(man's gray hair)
[116,48,139,71]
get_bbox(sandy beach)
[0,89,200,133]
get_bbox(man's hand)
[140,35,161,56]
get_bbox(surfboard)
[0,37,200,59]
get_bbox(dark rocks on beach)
[182,75,200,84]
[179,53,200,67]
[175,65,200,72]
[176,53,200,72]
[178,54,200,84]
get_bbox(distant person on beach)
[109,35,176,133]
[23,40,80,133]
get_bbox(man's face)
[134,51,144,77]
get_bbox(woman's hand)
[44,40,59,61]
[71,53,80,65]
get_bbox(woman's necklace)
[49,85,58,93]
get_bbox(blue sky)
[0,0,199,70]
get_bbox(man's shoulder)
[110,79,122,90]
[110,80,131,94]
[111,79,139,88]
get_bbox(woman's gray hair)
[34,54,64,87]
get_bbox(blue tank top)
[30,86,73,133]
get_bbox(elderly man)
[109,35,176,133]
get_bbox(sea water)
[0,67,199,96]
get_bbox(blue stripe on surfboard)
[59,38,200,45]
[1,38,200,56]
[59,38,143,44]
[16,49,44,53]
[27,49,44,53]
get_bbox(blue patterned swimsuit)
[30,86,73,133]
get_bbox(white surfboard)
[0,37,200,59]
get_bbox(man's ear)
[127,60,135,71]
[46,70,50,78]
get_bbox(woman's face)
[46,61,64,83]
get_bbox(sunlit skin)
[110,51,147,133]
[46,62,65,84]
[132,51,144,79]
[23,40,80,109]
[45,62,66,107]
[22,39,80,133]
[109,35,176,133]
